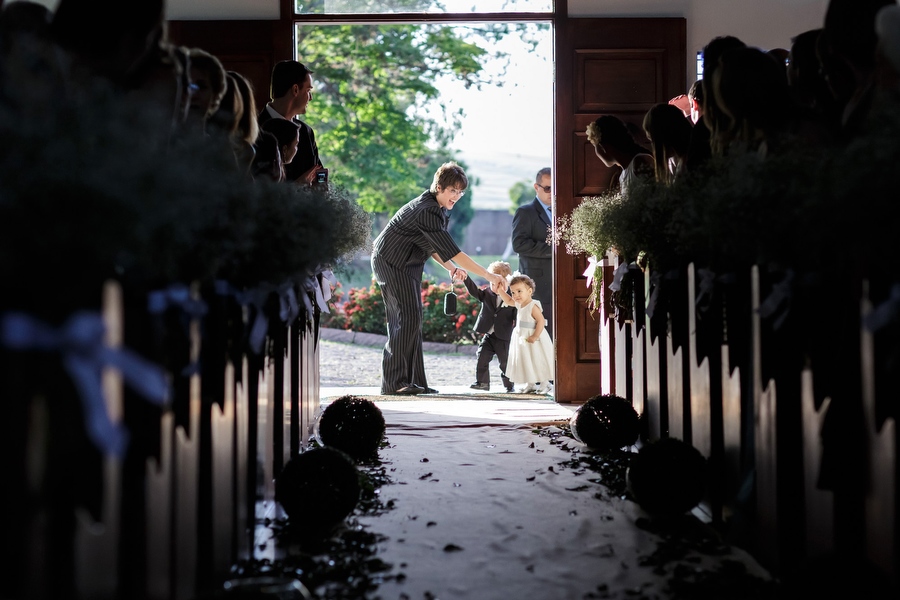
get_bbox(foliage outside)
[321,276,484,344]
[508,179,536,213]
[295,20,547,242]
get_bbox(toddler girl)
[495,273,554,394]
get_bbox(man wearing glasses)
[512,167,553,336]
[371,162,505,395]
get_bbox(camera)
[315,168,328,185]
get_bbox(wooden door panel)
[574,133,619,196]
[218,55,274,109]
[575,49,665,112]
[575,296,601,361]
[554,17,685,404]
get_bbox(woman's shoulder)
[410,190,442,210]
[397,190,437,213]
[416,189,436,202]
[627,153,655,180]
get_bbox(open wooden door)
[553,17,685,404]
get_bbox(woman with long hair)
[642,103,694,184]
[585,114,653,193]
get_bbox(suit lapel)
[533,198,550,226]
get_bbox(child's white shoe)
[520,383,536,394]
[536,381,553,394]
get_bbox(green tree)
[508,179,535,213]
[295,21,545,218]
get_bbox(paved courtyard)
[319,328,520,392]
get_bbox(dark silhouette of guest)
[642,103,693,184]
[819,0,895,140]
[788,28,842,144]
[228,70,260,176]
[711,45,794,155]
[257,60,324,186]
[251,131,284,182]
[697,35,747,159]
[585,115,653,193]
[0,0,51,52]
[261,118,301,182]
[185,47,227,135]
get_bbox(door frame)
[168,3,687,405]
[553,17,686,403]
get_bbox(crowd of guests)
[586,0,900,196]
[0,0,326,190]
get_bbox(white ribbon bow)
[506,270,523,284]
[582,256,599,289]
[320,269,338,306]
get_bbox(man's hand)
[300,165,318,185]
[490,275,508,293]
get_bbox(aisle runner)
[354,400,771,600]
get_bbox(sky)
[424,23,553,210]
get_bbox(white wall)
[569,0,832,86]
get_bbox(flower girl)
[494,273,554,394]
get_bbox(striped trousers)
[371,255,428,394]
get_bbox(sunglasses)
[537,184,552,193]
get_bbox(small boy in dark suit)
[463,260,517,392]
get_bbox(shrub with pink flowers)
[322,276,483,344]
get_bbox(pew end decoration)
[626,437,707,518]
[569,394,641,451]
[274,446,362,539]
[313,395,386,461]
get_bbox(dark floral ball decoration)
[314,395,386,461]
[569,394,640,451]
[626,437,707,518]
[274,446,361,539]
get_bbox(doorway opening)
[303,21,556,403]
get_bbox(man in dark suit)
[257,60,324,185]
[512,167,553,336]
[463,262,517,393]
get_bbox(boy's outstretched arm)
[493,280,514,306]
